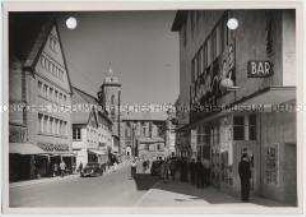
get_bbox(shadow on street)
[132,173,159,191]
[151,180,290,207]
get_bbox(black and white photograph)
[1,1,304,215]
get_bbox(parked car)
[80,162,103,177]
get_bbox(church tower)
[98,63,121,154]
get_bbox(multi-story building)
[171,10,296,205]
[97,66,121,155]
[9,14,74,181]
[71,87,113,168]
[120,112,167,160]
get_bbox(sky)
[58,11,179,106]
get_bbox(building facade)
[71,87,113,168]
[97,66,121,155]
[9,14,74,181]
[172,10,296,205]
[120,113,168,160]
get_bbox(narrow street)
[9,162,287,209]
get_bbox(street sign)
[247,60,273,78]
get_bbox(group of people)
[157,157,211,189]
[134,153,252,202]
[52,161,67,177]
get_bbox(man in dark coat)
[195,159,203,188]
[190,159,196,185]
[238,154,251,201]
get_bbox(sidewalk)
[136,179,287,208]
[9,173,79,188]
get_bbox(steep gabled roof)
[72,86,112,125]
[9,12,73,94]
[9,12,54,67]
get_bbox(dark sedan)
[80,162,103,177]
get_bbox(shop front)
[9,143,46,182]
[192,87,296,203]
[37,143,75,176]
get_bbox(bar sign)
[247,60,273,78]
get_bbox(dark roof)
[72,86,99,106]
[171,10,188,32]
[9,12,55,65]
[72,86,112,125]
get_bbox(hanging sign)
[247,60,273,78]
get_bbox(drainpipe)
[259,112,262,195]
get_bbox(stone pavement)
[135,179,287,208]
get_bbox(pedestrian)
[78,162,83,174]
[131,159,137,178]
[181,158,188,182]
[170,158,176,181]
[53,163,58,177]
[190,159,196,185]
[59,160,66,177]
[203,159,210,187]
[142,160,147,173]
[238,154,252,202]
[195,159,203,188]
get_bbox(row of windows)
[196,115,257,144]
[40,54,65,81]
[191,15,228,84]
[73,127,111,142]
[38,113,68,136]
[38,80,67,104]
[125,123,161,138]
[197,125,219,146]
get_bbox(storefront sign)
[37,143,69,152]
[265,144,279,185]
[247,60,273,78]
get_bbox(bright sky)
[58,11,179,105]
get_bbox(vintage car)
[80,162,104,177]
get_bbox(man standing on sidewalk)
[130,158,137,178]
[60,161,66,177]
[238,154,251,201]
[190,159,196,185]
[195,158,203,188]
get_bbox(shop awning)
[9,143,46,155]
[238,87,296,109]
[88,149,106,156]
[189,87,296,128]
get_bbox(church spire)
[102,61,120,85]
[107,61,113,76]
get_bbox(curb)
[9,174,79,188]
